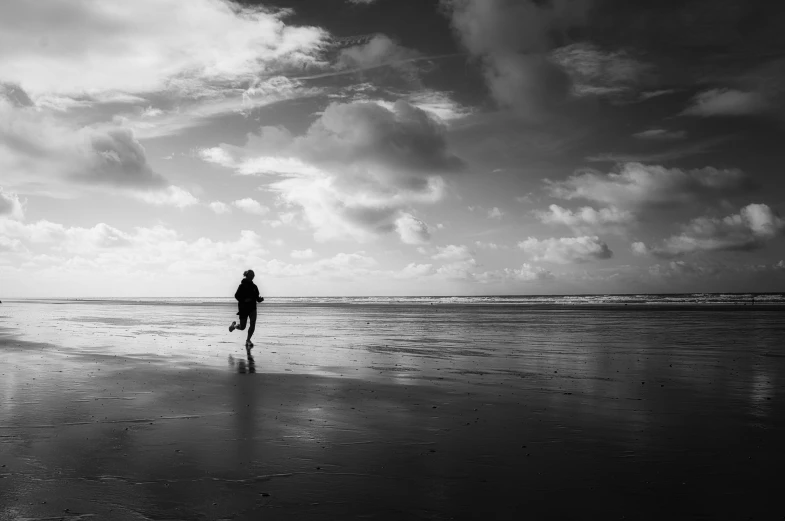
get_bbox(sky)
[1,0,785,297]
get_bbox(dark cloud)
[0,82,34,107]
[294,100,464,178]
[442,0,593,117]
[0,187,24,219]
[73,128,167,188]
[548,162,754,210]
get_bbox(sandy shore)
[1,303,784,520]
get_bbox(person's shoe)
[229,321,236,332]
[245,340,253,350]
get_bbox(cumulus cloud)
[291,248,315,259]
[682,89,767,117]
[535,204,635,234]
[133,186,199,208]
[475,241,501,250]
[208,201,231,214]
[0,0,326,96]
[0,220,268,268]
[395,263,436,279]
[0,188,24,220]
[337,34,418,71]
[518,236,612,264]
[637,204,785,258]
[233,198,270,216]
[265,252,378,279]
[0,95,192,206]
[546,162,752,210]
[202,100,462,243]
[631,241,649,256]
[432,244,473,261]
[74,128,167,188]
[436,258,479,280]
[476,263,554,283]
[443,0,592,116]
[395,213,431,245]
[487,207,504,219]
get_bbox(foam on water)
[4,293,785,306]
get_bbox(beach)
[1,298,783,520]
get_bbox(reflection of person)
[229,269,264,350]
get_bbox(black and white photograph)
[1,0,784,519]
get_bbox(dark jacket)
[235,279,262,310]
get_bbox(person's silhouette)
[229,269,264,351]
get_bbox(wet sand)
[1,301,784,520]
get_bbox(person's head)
[243,269,255,281]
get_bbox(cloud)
[550,42,650,99]
[639,89,677,101]
[487,207,504,219]
[265,252,378,279]
[637,204,785,258]
[208,201,231,214]
[74,128,167,188]
[263,212,298,229]
[0,221,269,270]
[436,258,478,280]
[0,82,33,107]
[203,100,462,243]
[395,263,436,279]
[518,236,612,264]
[475,241,501,250]
[291,248,315,259]
[232,198,270,216]
[0,0,326,96]
[336,34,418,71]
[406,90,474,122]
[633,129,687,140]
[0,188,24,219]
[546,162,752,210]
[631,241,649,256]
[0,96,192,207]
[476,263,554,283]
[682,89,767,117]
[395,213,431,245]
[443,0,592,117]
[535,204,634,234]
[125,76,323,139]
[133,186,199,208]
[432,244,473,261]
[585,137,727,164]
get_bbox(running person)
[229,269,264,350]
